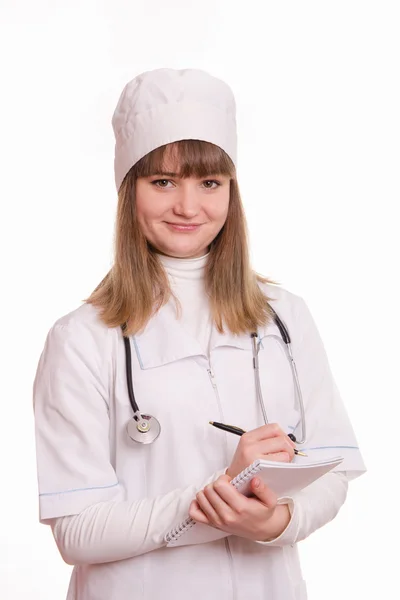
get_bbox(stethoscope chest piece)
[126,414,161,444]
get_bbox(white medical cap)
[111,68,237,191]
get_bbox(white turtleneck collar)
[156,251,212,355]
[158,252,209,283]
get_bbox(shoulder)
[258,281,305,320]
[34,304,118,411]
[258,280,319,345]
[53,302,108,330]
[35,304,120,395]
[47,302,118,353]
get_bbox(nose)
[172,182,200,219]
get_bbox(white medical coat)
[33,283,366,600]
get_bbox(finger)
[250,477,278,508]
[189,499,210,524]
[212,477,249,513]
[258,436,295,459]
[218,474,233,484]
[244,423,285,442]
[263,451,293,463]
[202,483,233,515]
[244,424,297,452]
[196,490,226,527]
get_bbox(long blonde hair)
[84,140,278,335]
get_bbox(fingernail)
[253,477,260,488]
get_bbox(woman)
[33,68,366,600]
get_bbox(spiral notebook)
[165,455,343,547]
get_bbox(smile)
[166,223,202,232]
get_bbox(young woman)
[33,68,366,600]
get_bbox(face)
[135,168,231,259]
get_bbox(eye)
[202,180,221,189]
[151,179,173,188]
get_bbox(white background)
[1,1,399,598]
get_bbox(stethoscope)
[121,304,307,445]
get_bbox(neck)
[157,252,209,282]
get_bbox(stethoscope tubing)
[121,322,140,415]
[121,304,307,444]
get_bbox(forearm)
[51,468,226,565]
[256,471,349,547]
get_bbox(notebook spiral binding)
[165,516,196,543]
[165,461,261,544]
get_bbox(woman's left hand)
[188,474,291,542]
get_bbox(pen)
[209,421,308,457]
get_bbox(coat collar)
[132,300,282,369]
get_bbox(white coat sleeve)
[50,468,225,566]
[256,295,366,547]
[33,319,226,563]
[256,471,348,546]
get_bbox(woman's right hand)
[226,424,296,479]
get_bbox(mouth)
[165,222,202,232]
